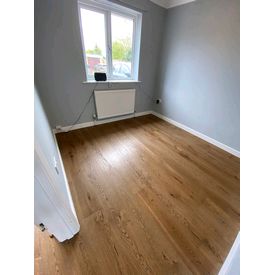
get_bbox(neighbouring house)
[86,54,101,74]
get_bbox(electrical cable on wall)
[65,0,157,132]
[64,79,155,133]
[65,82,99,132]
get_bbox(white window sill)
[83,80,141,84]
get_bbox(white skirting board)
[151,111,240,158]
[53,110,240,158]
[53,111,152,134]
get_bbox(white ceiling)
[150,0,196,9]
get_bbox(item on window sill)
[94,72,107,81]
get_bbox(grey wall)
[154,0,240,151]
[35,0,166,128]
[35,0,240,151]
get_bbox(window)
[78,0,142,81]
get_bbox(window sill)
[83,80,141,84]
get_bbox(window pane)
[111,14,134,80]
[80,8,107,80]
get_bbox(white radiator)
[94,89,136,120]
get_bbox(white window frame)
[78,0,142,82]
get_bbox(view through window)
[111,14,133,80]
[80,8,107,78]
[79,2,141,81]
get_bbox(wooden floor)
[35,115,240,275]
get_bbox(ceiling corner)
[149,0,169,9]
[150,0,196,9]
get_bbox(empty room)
[34,0,240,274]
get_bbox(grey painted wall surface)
[154,0,240,151]
[35,0,240,151]
[35,0,166,127]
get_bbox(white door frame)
[34,141,80,242]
